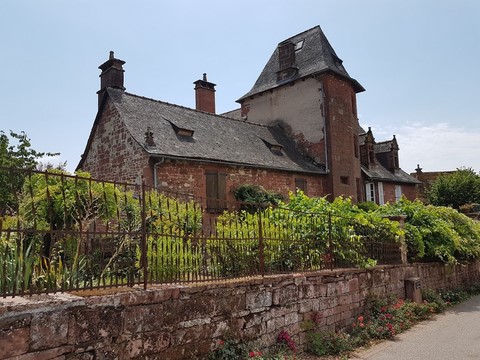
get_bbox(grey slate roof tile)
[362,165,421,184]
[107,88,325,174]
[238,26,364,102]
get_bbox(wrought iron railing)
[0,167,403,297]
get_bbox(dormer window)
[176,128,194,137]
[165,118,194,138]
[260,138,283,154]
[294,40,304,51]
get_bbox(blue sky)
[1,0,479,173]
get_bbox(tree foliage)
[426,168,480,209]
[0,130,58,214]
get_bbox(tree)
[0,130,58,214]
[426,168,480,209]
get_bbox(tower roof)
[237,26,364,102]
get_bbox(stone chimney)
[193,73,216,114]
[97,51,126,108]
[276,41,297,82]
[278,41,295,70]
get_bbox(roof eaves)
[148,153,327,175]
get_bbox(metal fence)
[0,167,403,297]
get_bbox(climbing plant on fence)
[377,198,480,264]
[7,168,480,296]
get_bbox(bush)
[233,184,283,211]
[378,198,480,264]
[307,331,353,356]
[426,168,480,209]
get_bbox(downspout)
[152,157,165,190]
[320,82,329,172]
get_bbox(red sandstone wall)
[321,74,362,202]
[80,101,150,183]
[1,262,478,360]
[145,159,327,204]
[382,183,417,203]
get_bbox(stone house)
[359,127,420,205]
[77,26,419,208]
[410,166,456,202]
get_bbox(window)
[295,178,307,194]
[393,153,399,168]
[340,176,349,185]
[378,182,385,205]
[395,185,402,202]
[366,182,375,203]
[294,40,304,51]
[205,172,227,213]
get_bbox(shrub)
[208,339,248,360]
[233,184,283,211]
[307,330,353,356]
[378,198,480,264]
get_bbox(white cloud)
[363,122,480,173]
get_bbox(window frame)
[205,171,227,213]
[295,178,307,195]
[365,182,376,203]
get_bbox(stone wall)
[144,159,327,205]
[80,101,150,184]
[1,262,479,360]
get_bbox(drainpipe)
[321,84,329,172]
[152,157,165,190]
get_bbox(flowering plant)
[277,330,296,352]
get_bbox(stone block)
[272,285,298,305]
[5,345,74,360]
[73,307,122,346]
[0,327,30,358]
[30,311,69,351]
[246,290,272,310]
[122,331,171,358]
[123,303,163,334]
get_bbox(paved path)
[349,294,480,360]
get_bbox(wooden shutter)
[295,178,307,195]
[205,172,217,212]
[217,173,227,211]
[206,172,227,213]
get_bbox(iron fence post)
[258,209,265,276]
[141,179,148,290]
[328,211,333,271]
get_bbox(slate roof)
[358,128,419,184]
[362,165,421,184]
[85,88,326,174]
[374,141,394,153]
[238,25,364,102]
[221,108,243,120]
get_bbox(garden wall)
[1,262,479,360]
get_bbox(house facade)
[78,26,419,207]
[359,127,420,204]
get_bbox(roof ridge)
[119,90,271,129]
[375,139,393,145]
[279,25,320,44]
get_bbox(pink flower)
[358,315,364,322]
